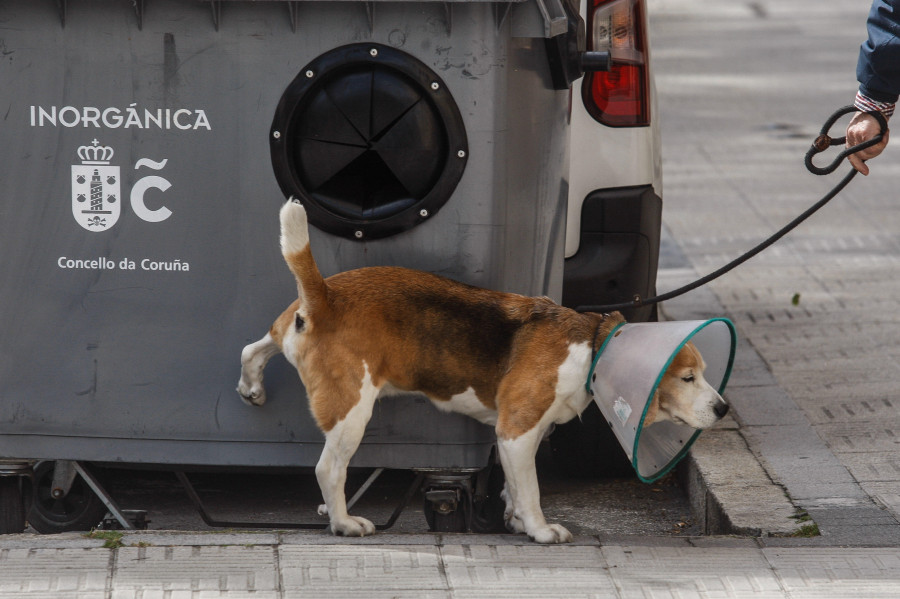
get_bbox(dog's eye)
[682,374,695,383]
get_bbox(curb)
[680,425,801,537]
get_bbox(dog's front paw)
[529,524,573,544]
[330,515,376,537]
[237,380,267,406]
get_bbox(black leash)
[575,106,888,313]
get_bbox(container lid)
[587,319,736,483]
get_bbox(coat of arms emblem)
[72,140,121,231]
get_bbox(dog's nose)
[714,401,730,419]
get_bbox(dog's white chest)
[552,342,594,424]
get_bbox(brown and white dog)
[237,199,729,543]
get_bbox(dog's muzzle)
[714,399,729,419]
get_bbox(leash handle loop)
[804,105,888,176]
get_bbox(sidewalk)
[650,0,900,548]
[2,529,900,598]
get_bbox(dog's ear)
[643,389,660,427]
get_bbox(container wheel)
[469,461,507,534]
[0,477,27,534]
[27,462,107,534]
[423,490,470,533]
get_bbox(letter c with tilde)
[130,158,172,223]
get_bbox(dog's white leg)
[497,427,573,544]
[500,483,526,534]
[314,365,379,537]
[237,332,281,406]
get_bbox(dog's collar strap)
[585,320,627,393]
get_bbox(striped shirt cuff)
[855,91,895,119]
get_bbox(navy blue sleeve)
[857,0,900,103]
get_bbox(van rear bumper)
[562,184,661,322]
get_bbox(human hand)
[846,111,890,175]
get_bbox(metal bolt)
[430,82,440,91]
[419,209,429,218]
[354,230,364,239]
[273,131,281,139]
[305,70,314,78]
[457,150,466,158]
[370,48,379,57]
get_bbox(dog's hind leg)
[313,365,380,537]
[237,332,281,406]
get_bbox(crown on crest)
[77,139,114,164]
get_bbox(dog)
[237,198,729,543]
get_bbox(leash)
[575,106,889,314]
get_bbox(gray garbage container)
[0,0,594,532]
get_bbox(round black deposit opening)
[270,44,468,240]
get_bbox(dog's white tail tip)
[280,197,310,255]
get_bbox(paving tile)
[113,546,277,594]
[450,590,608,599]
[0,533,103,550]
[763,548,900,598]
[719,343,779,389]
[0,594,105,599]
[836,451,900,483]
[123,532,280,548]
[286,596,448,599]
[111,592,279,599]
[282,593,449,599]
[441,544,614,597]
[279,544,446,592]
[723,386,808,426]
[739,426,865,499]
[803,395,900,426]
[804,505,898,528]
[817,420,900,453]
[280,531,441,546]
[602,545,784,598]
[861,481,900,517]
[0,547,109,596]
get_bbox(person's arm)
[847,0,899,175]
[847,94,892,176]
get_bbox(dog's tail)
[279,198,327,314]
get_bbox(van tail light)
[582,0,650,127]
